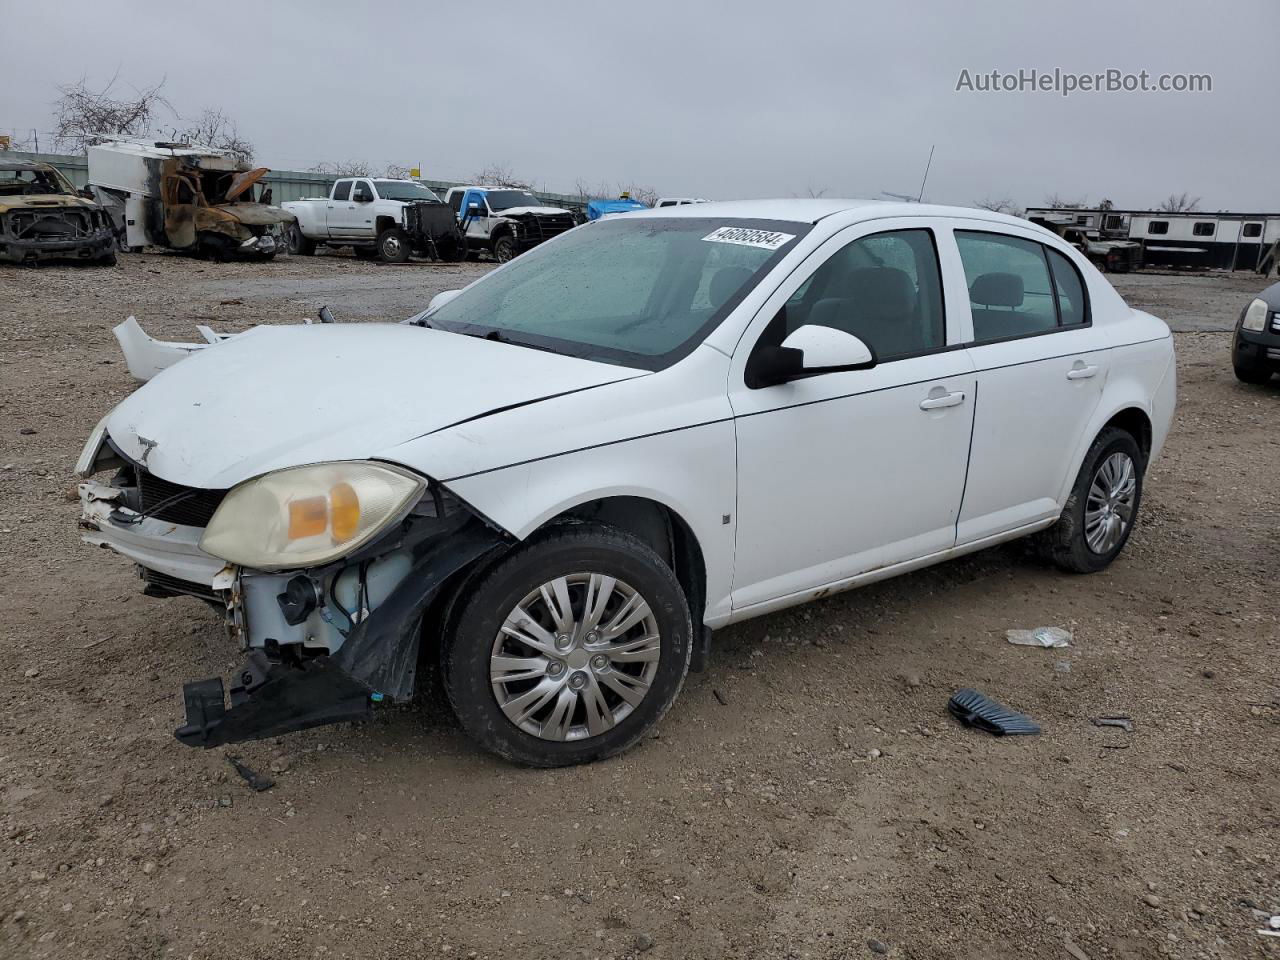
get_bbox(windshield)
[0,165,76,198]
[425,217,808,370]
[373,180,441,202]
[484,190,542,212]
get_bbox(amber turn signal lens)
[287,495,328,539]
[330,482,361,542]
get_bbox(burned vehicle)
[0,161,117,265]
[87,139,293,260]
[77,200,1174,767]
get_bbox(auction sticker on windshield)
[702,226,796,250]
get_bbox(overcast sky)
[3,0,1276,211]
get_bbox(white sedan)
[76,199,1176,766]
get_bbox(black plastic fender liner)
[173,524,509,749]
[332,525,508,701]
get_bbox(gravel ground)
[0,253,1277,960]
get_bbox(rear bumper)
[0,227,115,263]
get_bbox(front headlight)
[1242,298,1269,332]
[200,461,426,570]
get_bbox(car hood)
[105,323,646,489]
[495,206,571,217]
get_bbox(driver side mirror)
[746,324,877,389]
[353,188,372,202]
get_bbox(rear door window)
[955,232,1058,343]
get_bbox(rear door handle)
[919,391,966,410]
[1066,364,1099,380]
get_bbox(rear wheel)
[442,523,692,767]
[1039,427,1144,573]
[287,224,315,256]
[377,227,410,263]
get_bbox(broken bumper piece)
[176,650,374,748]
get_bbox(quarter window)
[1147,220,1169,235]
[1046,248,1088,326]
[782,229,945,361]
[955,232,1058,342]
[1192,221,1215,237]
[332,180,352,201]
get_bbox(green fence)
[7,149,588,214]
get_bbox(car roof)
[628,198,1040,230]
[449,185,535,192]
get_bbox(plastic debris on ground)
[947,688,1041,736]
[1005,626,1072,648]
[226,755,275,792]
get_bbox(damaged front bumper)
[78,467,508,749]
[0,225,116,263]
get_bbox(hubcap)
[1084,451,1137,554]
[489,573,661,742]
[383,236,402,257]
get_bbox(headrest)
[709,266,754,310]
[838,267,914,318]
[969,272,1024,308]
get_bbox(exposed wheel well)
[1102,407,1152,461]
[375,215,399,235]
[555,497,707,624]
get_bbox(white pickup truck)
[283,177,465,262]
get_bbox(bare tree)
[1044,193,1088,209]
[974,197,1024,217]
[51,73,169,153]
[170,108,254,163]
[617,182,658,206]
[383,163,413,179]
[311,160,374,177]
[1158,192,1200,213]
[473,162,530,188]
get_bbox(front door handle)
[919,391,966,410]
[1066,364,1099,380]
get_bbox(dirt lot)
[0,253,1276,960]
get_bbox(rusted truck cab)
[88,140,294,260]
[0,160,117,265]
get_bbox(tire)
[287,224,315,256]
[436,229,467,263]
[491,233,516,263]
[377,227,410,263]
[442,523,693,767]
[1038,427,1144,574]
[95,250,117,267]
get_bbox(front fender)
[443,419,738,625]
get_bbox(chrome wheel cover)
[381,234,403,258]
[1084,451,1137,554]
[490,573,661,742]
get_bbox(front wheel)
[491,233,516,263]
[377,227,410,263]
[1038,427,1144,573]
[442,523,692,767]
